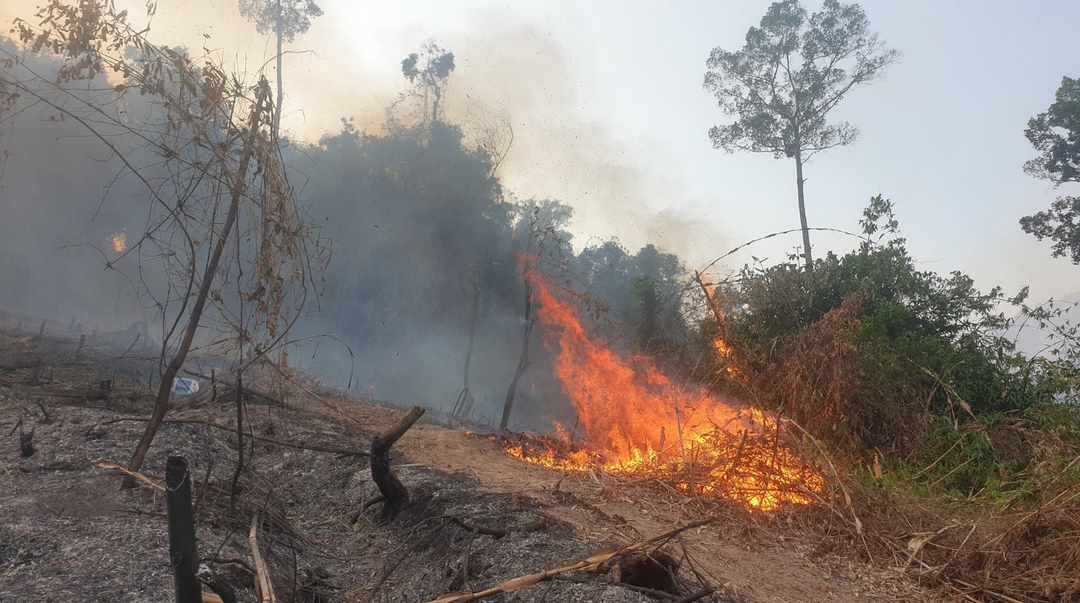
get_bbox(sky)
[3,0,1080,303]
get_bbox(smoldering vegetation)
[0,35,696,430]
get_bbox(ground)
[0,327,932,602]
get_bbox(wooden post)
[166,455,202,603]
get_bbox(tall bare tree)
[4,0,319,478]
[500,201,573,431]
[400,42,456,125]
[238,0,323,141]
[704,0,897,269]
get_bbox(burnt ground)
[0,327,932,602]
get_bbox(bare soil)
[0,328,934,602]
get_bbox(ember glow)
[505,260,823,511]
[110,232,127,253]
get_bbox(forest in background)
[2,0,1080,600]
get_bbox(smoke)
[0,6,718,431]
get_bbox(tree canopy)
[237,0,323,41]
[1020,76,1080,263]
[704,0,897,267]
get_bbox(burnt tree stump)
[613,550,680,594]
[166,455,202,603]
[18,425,35,458]
[370,406,425,522]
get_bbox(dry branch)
[248,513,277,603]
[426,518,715,603]
[94,461,164,491]
[124,77,272,484]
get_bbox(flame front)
[110,232,127,253]
[506,259,823,511]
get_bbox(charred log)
[369,406,425,522]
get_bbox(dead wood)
[674,587,716,603]
[166,456,202,603]
[198,566,237,603]
[249,512,277,603]
[370,406,425,522]
[94,461,165,492]
[230,374,244,512]
[34,400,52,424]
[19,424,35,458]
[102,416,369,457]
[124,78,271,485]
[425,517,716,603]
[614,550,680,594]
[446,517,508,538]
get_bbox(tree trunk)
[500,281,533,431]
[125,82,269,483]
[794,148,813,269]
[273,0,283,143]
[452,280,480,418]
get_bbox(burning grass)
[501,262,824,512]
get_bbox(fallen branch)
[370,406,425,522]
[426,518,716,603]
[248,513,277,603]
[94,461,164,492]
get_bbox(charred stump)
[165,456,202,603]
[18,423,35,458]
[370,406,425,522]
[613,550,680,595]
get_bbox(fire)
[504,260,823,511]
[110,232,127,253]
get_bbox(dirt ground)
[0,328,935,602]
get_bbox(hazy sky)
[4,0,1080,302]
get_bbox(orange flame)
[505,259,823,511]
[110,232,127,253]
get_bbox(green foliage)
[716,195,1070,450]
[1021,76,1080,263]
[1024,76,1080,185]
[703,0,898,158]
[400,42,456,124]
[1020,195,1080,264]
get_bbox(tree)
[401,42,456,125]
[1020,76,1080,263]
[238,0,323,140]
[5,1,318,480]
[703,0,897,269]
[499,200,573,431]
